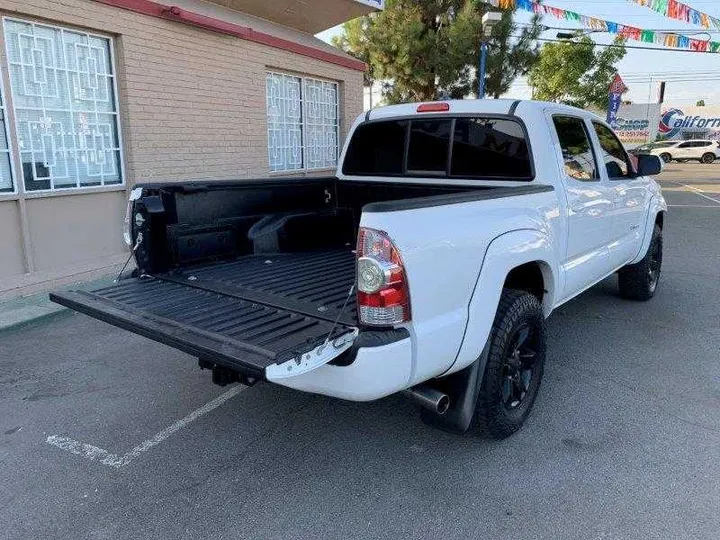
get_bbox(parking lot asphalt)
[1,171,719,540]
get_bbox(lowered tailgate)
[50,251,358,379]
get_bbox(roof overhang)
[94,0,368,70]
[205,0,384,34]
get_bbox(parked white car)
[52,100,667,439]
[646,139,720,164]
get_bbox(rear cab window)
[342,115,533,181]
[451,118,532,178]
[407,119,452,173]
[341,119,407,175]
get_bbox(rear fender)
[444,229,558,376]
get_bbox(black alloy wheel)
[472,289,546,439]
[618,224,663,301]
[647,234,662,294]
[501,323,538,410]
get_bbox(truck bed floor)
[160,249,358,326]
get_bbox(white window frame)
[2,17,125,194]
[0,64,17,194]
[266,71,340,173]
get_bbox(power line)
[620,70,720,75]
[517,22,720,35]
[517,34,720,53]
[622,77,720,82]
[623,75,720,79]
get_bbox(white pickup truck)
[51,100,667,438]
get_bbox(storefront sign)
[615,103,661,145]
[658,107,720,140]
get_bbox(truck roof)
[366,99,600,122]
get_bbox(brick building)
[0,0,378,297]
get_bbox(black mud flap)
[50,276,357,380]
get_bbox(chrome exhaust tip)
[402,385,450,415]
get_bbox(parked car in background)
[628,141,677,157]
[639,140,720,164]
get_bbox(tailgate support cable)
[114,233,143,283]
[318,284,355,354]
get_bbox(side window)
[592,122,633,179]
[677,142,693,148]
[552,116,598,181]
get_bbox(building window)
[266,73,303,172]
[3,18,123,192]
[266,72,339,173]
[303,78,339,170]
[0,73,13,193]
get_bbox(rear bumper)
[267,334,413,401]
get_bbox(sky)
[317,0,720,108]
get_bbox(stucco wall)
[0,0,364,294]
[25,191,127,271]
[0,201,25,279]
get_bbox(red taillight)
[356,228,411,325]
[417,102,450,113]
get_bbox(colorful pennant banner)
[487,0,720,52]
[627,0,720,31]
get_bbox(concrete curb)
[0,274,118,334]
[0,303,68,333]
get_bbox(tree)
[331,18,377,107]
[697,99,706,107]
[528,36,627,109]
[331,0,542,104]
[482,8,543,99]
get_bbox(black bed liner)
[50,250,357,378]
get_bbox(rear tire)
[659,153,672,163]
[618,225,663,301]
[701,153,715,164]
[471,289,546,439]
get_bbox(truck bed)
[50,249,357,378]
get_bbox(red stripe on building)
[93,0,367,71]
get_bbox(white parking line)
[667,204,720,208]
[678,183,720,205]
[46,385,245,468]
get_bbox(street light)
[478,11,502,99]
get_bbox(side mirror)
[606,161,625,178]
[636,154,663,176]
